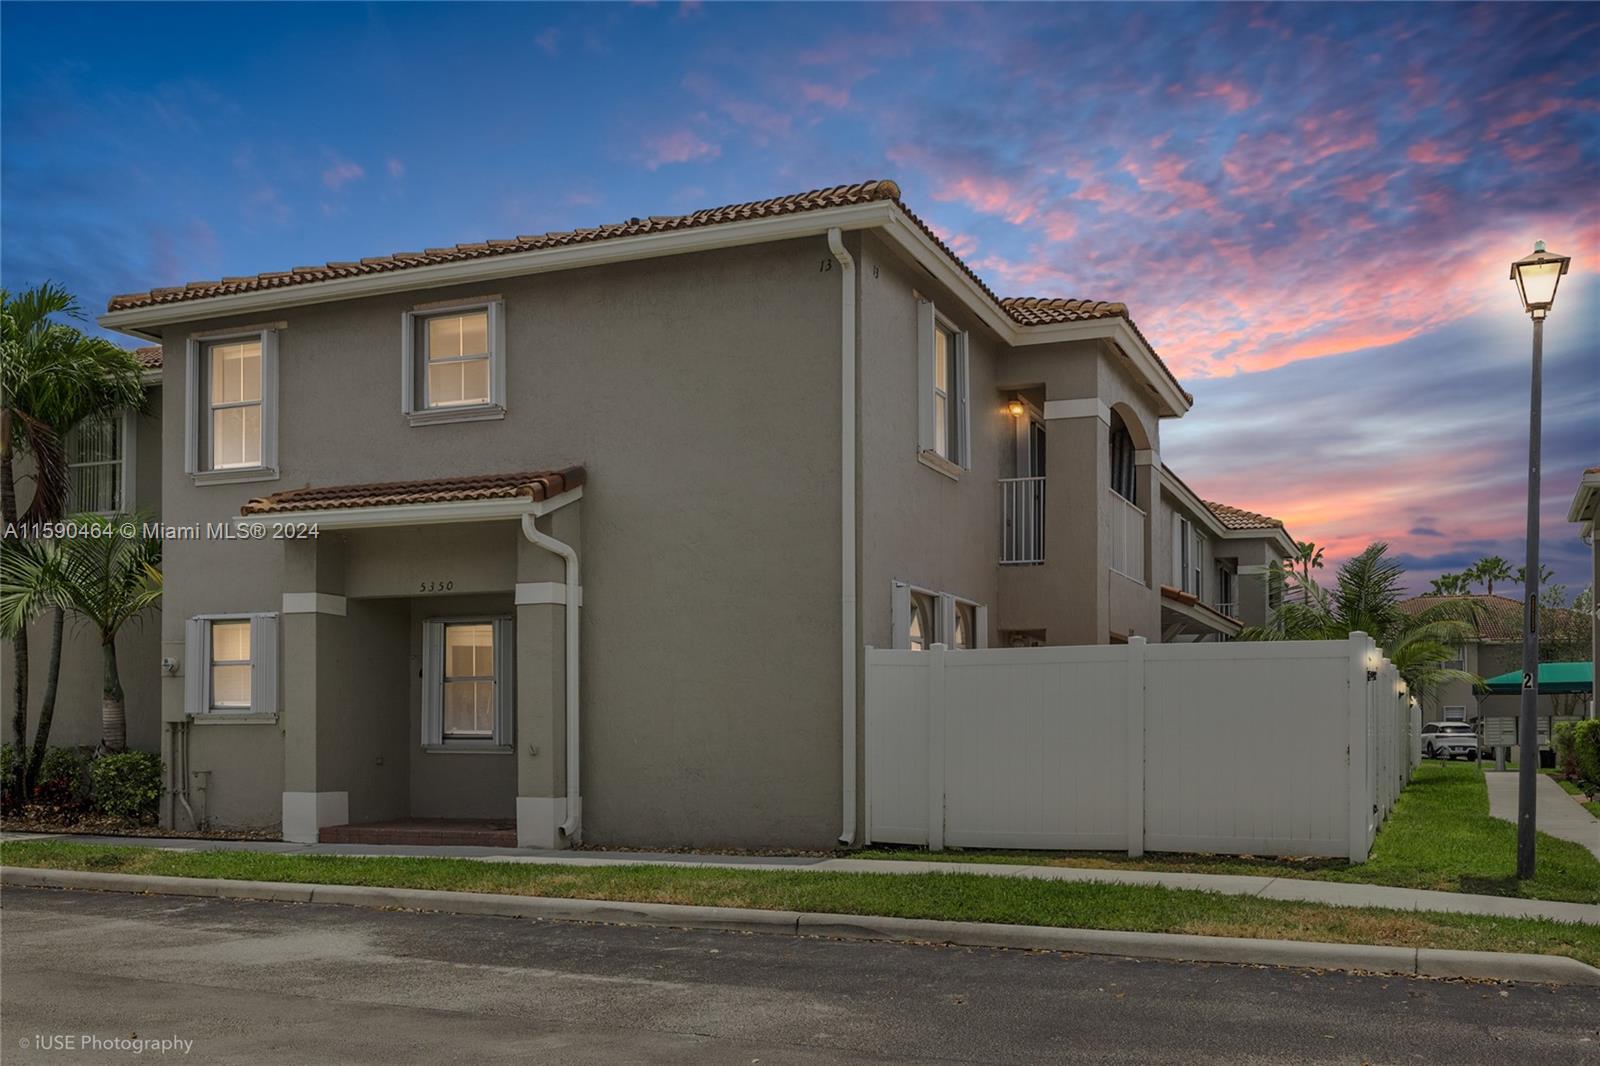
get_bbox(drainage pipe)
[520,513,583,843]
[828,226,859,846]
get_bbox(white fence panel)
[942,647,1128,849]
[1143,641,1352,857]
[865,631,1420,860]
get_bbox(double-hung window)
[185,329,279,483]
[184,614,279,718]
[916,299,970,472]
[66,410,134,513]
[1174,517,1204,597]
[402,299,506,425]
[422,617,514,749]
[893,582,987,650]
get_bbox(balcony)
[1215,601,1239,619]
[999,477,1045,564]
[1108,489,1145,582]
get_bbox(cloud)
[321,157,365,190]
[1406,139,1467,165]
[386,157,405,179]
[641,128,720,169]
[535,28,560,56]
[800,81,849,109]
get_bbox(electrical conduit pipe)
[828,226,858,846]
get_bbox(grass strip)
[3,839,1597,967]
[857,762,1600,905]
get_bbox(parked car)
[1421,721,1480,760]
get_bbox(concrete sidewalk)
[1485,771,1600,860]
[4,828,1595,927]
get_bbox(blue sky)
[3,2,1597,594]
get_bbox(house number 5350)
[419,580,455,593]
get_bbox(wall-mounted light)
[1007,399,1026,419]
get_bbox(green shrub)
[89,752,163,822]
[34,747,94,810]
[1574,719,1600,787]
[1553,721,1580,778]
[0,744,17,810]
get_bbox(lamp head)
[1510,241,1570,318]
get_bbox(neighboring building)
[1569,465,1600,708]
[1399,592,1587,723]
[95,179,1300,848]
[1,347,165,754]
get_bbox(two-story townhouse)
[2,348,166,754]
[96,179,1303,850]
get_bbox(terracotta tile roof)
[240,467,584,516]
[1205,500,1286,531]
[110,182,905,312]
[1400,593,1586,644]
[133,345,162,369]
[101,178,1189,403]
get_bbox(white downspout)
[521,513,582,843]
[828,227,858,846]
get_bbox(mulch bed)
[1,808,281,842]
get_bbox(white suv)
[1422,721,1480,760]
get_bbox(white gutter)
[232,486,583,531]
[521,512,583,843]
[828,227,858,847]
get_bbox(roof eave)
[1567,472,1600,524]
[99,202,900,337]
[237,485,583,530]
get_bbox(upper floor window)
[66,410,132,513]
[1174,516,1203,597]
[184,329,279,484]
[1109,412,1136,504]
[916,299,970,472]
[402,299,505,425]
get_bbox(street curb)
[5,865,1597,986]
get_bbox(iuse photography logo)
[21,1033,193,1055]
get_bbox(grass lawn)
[3,838,1597,967]
[1550,775,1600,819]
[856,762,1600,905]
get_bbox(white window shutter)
[400,312,416,415]
[490,300,507,409]
[421,620,443,746]
[185,617,206,715]
[916,299,935,453]
[250,613,279,716]
[956,332,971,469]
[937,593,957,647]
[891,581,911,649]
[184,340,200,474]
[975,605,990,649]
[260,331,280,472]
[493,617,516,745]
[119,409,137,512]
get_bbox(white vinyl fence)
[865,633,1419,861]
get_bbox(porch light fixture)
[1007,399,1026,419]
[1510,241,1570,319]
[1508,239,1572,882]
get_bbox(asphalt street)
[1,886,1594,1064]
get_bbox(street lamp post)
[1509,241,1570,881]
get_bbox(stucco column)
[280,535,350,842]
[1046,400,1110,644]
[514,504,579,848]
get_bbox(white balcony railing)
[999,477,1045,564]
[1216,601,1239,619]
[1108,489,1145,582]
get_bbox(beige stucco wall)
[154,236,844,846]
[1,387,165,755]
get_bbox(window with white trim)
[916,299,970,470]
[1173,516,1204,597]
[184,614,279,717]
[185,330,279,481]
[422,617,514,749]
[402,300,506,425]
[66,410,133,513]
[892,582,987,650]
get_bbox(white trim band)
[1042,398,1111,423]
[281,592,347,616]
[516,582,582,607]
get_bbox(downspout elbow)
[521,512,583,844]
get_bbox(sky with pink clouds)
[3,2,1596,593]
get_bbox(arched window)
[908,595,930,651]
[1109,411,1137,504]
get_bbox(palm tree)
[1241,543,1482,711]
[1514,564,1555,589]
[1,284,144,787]
[0,515,161,751]
[1473,556,1512,596]
[1291,541,1324,593]
[1428,573,1459,597]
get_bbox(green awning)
[1481,662,1593,694]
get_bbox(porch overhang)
[1160,584,1243,641]
[236,467,584,530]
